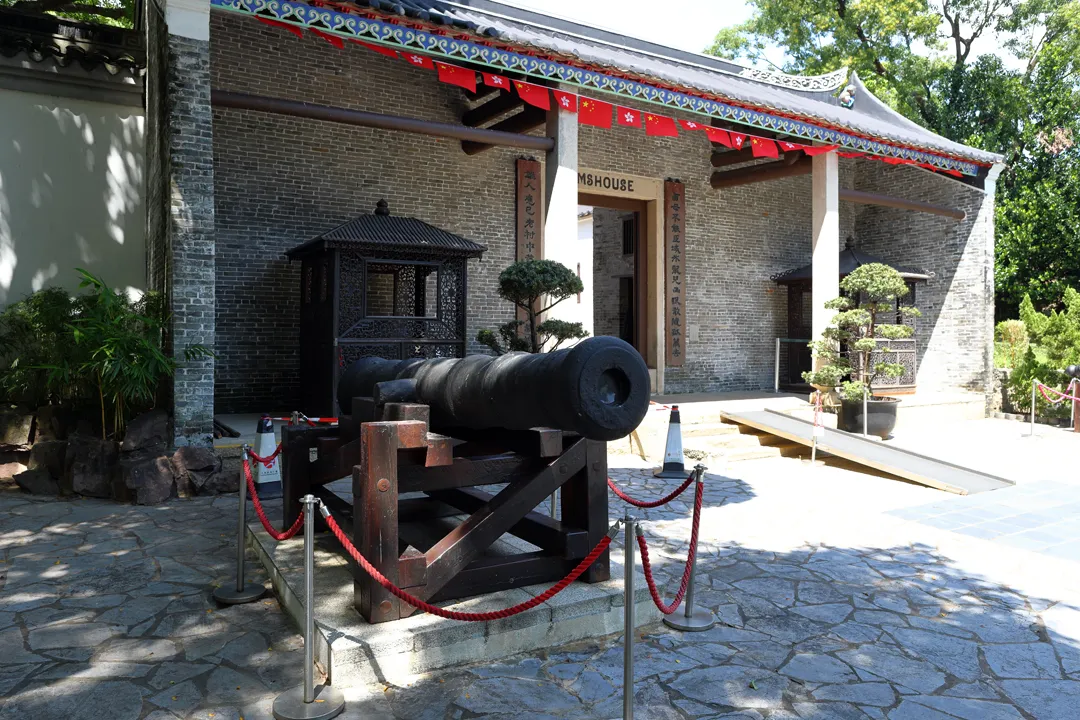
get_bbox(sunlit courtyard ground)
[2,418,1080,719]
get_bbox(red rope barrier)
[248,443,282,466]
[636,476,705,615]
[1037,380,1080,405]
[322,506,614,621]
[607,474,694,508]
[243,459,304,541]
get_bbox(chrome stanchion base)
[213,584,265,605]
[653,468,688,479]
[272,684,346,720]
[663,607,716,632]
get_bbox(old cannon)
[336,336,650,441]
[280,337,650,623]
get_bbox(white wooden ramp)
[719,409,1015,495]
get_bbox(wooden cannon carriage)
[280,336,650,624]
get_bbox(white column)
[811,151,840,369]
[542,87,579,325]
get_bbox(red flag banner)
[514,80,551,110]
[257,17,303,38]
[309,28,344,48]
[482,73,510,90]
[435,62,476,93]
[750,136,779,158]
[617,106,642,127]
[552,89,578,112]
[838,151,864,158]
[645,113,679,138]
[800,144,839,156]
[728,132,747,150]
[351,39,399,58]
[579,97,613,128]
[943,168,964,177]
[704,126,732,147]
[402,52,434,69]
[678,119,706,131]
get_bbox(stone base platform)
[247,522,661,686]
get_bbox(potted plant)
[476,259,589,354]
[803,263,921,438]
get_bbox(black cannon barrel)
[336,336,650,441]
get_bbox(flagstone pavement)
[3,421,1080,719]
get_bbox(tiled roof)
[341,0,1001,166]
[772,242,931,284]
[0,8,145,72]
[287,200,488,258]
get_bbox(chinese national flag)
[514,80,551,110]
[402,52,434,69]
[435,62,476,93]
[678,119,705,131]
[309,28,344,49]
[552,89,578,112]
[482,73,510,90]
[257,17,303,38]
[617,106,642,127]
[579,97,613,128]
[645,113,679,137]
[351,39,399,59]
[750,136,779,159]
[728,132,747,150]
[704,126,731,147]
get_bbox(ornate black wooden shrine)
[286,200,486,416]
[280,336,651,625]
[772,238,927,392]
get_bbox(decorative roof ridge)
[437,0,851,93]
[0,7,146,72]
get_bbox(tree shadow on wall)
[0,92,145,305]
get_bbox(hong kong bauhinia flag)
[514,80,551,110]
[403,52,434,69]
[728,132,747,149]
[678,119,705,131]
[482,73,510,90]
[435,62,476,93]
[617,106,642,127]
[645,113,679,137]
[750,136,779,158]
[552,89,578,112]
[579,97,613,128]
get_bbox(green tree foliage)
[709,0,1080,317]
[0,270,212,438]
[1007,288,1080,417]
[476,259,589,354]
[0,0,137,29]
[802,264,921,401]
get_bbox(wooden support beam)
[710,147,756,168]
[462,91,523,127]
[211,90,554,153]
[461,107,548,155]
[710,153,810,189]
[838,188,966,220]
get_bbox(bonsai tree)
[477,259,589,354]
[802,263,921,402]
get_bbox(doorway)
[579,196,647,359]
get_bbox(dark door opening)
[581,195,646,360]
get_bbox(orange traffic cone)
[653,405,686,478]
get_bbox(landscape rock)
[66,435,120,498]
[14,469,60,495]
[122,455,177,505]
[0,458,28,479]
[173,447,236,495]
[121,410,169,454]
[0,410,35,450]
[27,440,67,479]
[33,405,72,442]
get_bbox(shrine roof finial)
[375,199,390,216]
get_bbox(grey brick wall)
[207,14,992,409]
[168,33,216,446]
[852,161,994,396]
[592,208,634,338]
[145,0,168,297]
[210,14,519,413]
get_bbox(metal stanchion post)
[273,496,345,720]
[623,511,635,720]
[213,446,264,605]
[550,488,558,520]
[774,338,780,393]
[862,385,869,438]
[662,465,716,632]
[1029,378,1037,437]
